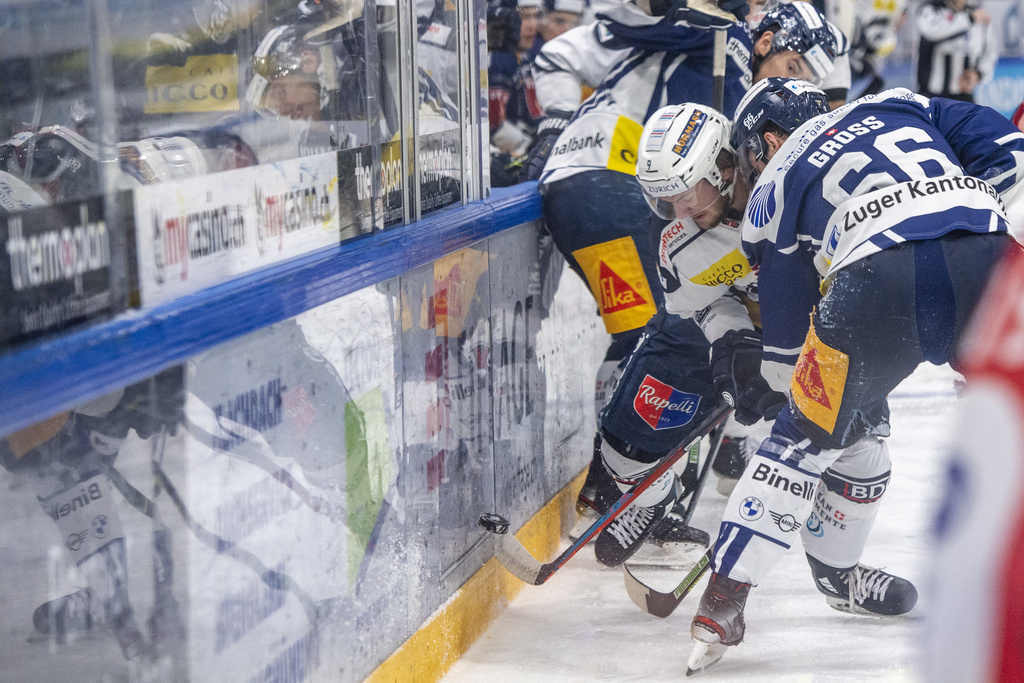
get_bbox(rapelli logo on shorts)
[632,375,701,430]
[792,320,849,434]
[573,237,657,334]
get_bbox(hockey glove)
[711,329,784,425]
[717,0,749,22]
[735,375,787,425]
[116,366,188,440]
[672,0,740,28]
[524,109,573,181]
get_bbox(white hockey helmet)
[635,103,733,220]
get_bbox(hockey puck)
[478,512,510,535]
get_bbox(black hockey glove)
[711,329,785,425]
[116,366,188,440]
[524,109,573,181]
[716,0,749,22]
[671,0,745,28]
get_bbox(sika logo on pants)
[633,374,700,430]
[572,236,657,334]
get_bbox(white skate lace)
[607,505,655,549]
[845,565,895,605]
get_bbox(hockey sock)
[600,438,675,506]
[711,429,844,585]
[802,435,891,568]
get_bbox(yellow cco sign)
[145,54,239,114]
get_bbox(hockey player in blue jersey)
[686,77,1024,674]
[528,1,847,558]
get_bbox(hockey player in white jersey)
[591,102,788,566]
[526,0,847,544]
[686,77,1024,674]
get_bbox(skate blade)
[626,541,707,570]
[823,595,919,618]
[686,640,728,676]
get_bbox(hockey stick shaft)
[680,420,726,527]
[712,29,726,114]
[481,403,732,585]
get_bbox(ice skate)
[713,436,748,496]
[686,572,751,675]
[33,588,94,640]
[593,476,680,567]
[806,553,918,616]
[627,502,711,569]
[570,456,622,541]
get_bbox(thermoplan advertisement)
[0,195,122,348]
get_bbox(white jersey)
[658,214,757,344]
[533,4,752,186]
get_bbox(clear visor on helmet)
[737,134,768,187]
[762,29,836,85]
[798,43,836,84]
[246,25,324,120]
[641,178,720,221]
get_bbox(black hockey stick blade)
[479,403,732,586]
[622,542,715,618]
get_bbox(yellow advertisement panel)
[145,54,239,114]
[791,320,849,435]
[690,249,751,287]
[606,116,643,175]
[573,236,657,334]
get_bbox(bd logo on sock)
[632,374,700,430]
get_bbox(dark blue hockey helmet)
[750,2,844,84]
[730,77,830,183]
[487,0,521,52]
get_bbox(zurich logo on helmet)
[747,181,777,228]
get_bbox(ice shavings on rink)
[444,363,960,682]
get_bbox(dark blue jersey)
[742,87,1024,387]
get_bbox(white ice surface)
[444,363,961,683]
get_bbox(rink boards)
[0,190,609,682]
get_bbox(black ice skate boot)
[576,436,622,517]
[713,436,749,496]
[627,504,711,569]
[593,475,680,567]
[687,572,752,676]
[571,437,625,541]
[806,553,918,615]
[33,588,94,640]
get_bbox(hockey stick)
[679,419,726,527]
[681,0,736,113]
[623,542,715,618]
[621,421,728,615]
[478,403,732,585]
[621,419,726,569]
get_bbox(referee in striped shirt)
[914,0,997,102]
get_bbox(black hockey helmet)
[730,77,830,182]
[487,0,521,52]
[0,126,100,202]
[750,2,843,84]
